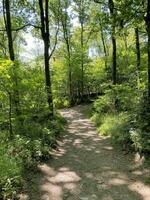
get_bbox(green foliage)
[135,94,150,152]
[130,129,142,151]
[0,113,65,199]
[92,84,144,149]
[93,92,115,114]
[94,84,138,114]
[0,58,66,199]
[0,143,22,199]
[0,0,150,198]
[92,85,150,153]
[98,113,131,144]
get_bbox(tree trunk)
[135,27,141,87]
[123,30,128,51]
[145,0,150,98]
[148,27,150,99]
[8,92,13,138]
[44,40,53,114]
[61,8,73,104]
[109,0,117,85]
[100,21,108,72]
[4,0,20,115]
[5,0,14,61]
[67,46,72,104]
[112,28,117,85]
[81,21,84,100]
[39,0,53,115]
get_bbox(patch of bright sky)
[20,33,43,62]
[21,3,79,62]
[21,27,79,62]
[20,3,95,62]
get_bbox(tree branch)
[49,25,59,59]
[13,23,41,32]
[0,23,41,32]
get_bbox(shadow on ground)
[21,105,150,200]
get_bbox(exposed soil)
[20,105,150,200]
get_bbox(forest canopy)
[0,0,150,199]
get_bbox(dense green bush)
[92,84,141,149]
[0,113,65,199]
[0,143,22,199]
[92,85,150,153]
[135,94,150,152]
[93,84,138,114]
[97,113,131,144]
[93,92,115,114]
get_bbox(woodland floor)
[21,105,150,200]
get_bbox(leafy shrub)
[0,113,65,199]
[8,135,38,168]
[93,84,138,114]
[0,143,22,199]
[97,113,131,144]
[130,129,142,151]
[135,94,150,152]
[112,84,138,111]
[91,113,103,126]
[93,92,115,114]
[92,85,150,153]
[53,98,70,108]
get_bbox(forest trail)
[22,105,150,200]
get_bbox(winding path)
[22,105,150,200]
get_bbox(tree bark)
[8,92,13,138]
[81,20,84,99]
[100,21,108,72]
[4,0,20,115]
[135,27,141,87]
[39,0,53,115]
[61,6,73,104]
[145,0,150,98]
[112,28,117,85]
[5,0,14,61]
[109,0,117,85]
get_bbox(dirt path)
[22,105,150,200]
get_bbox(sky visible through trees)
[0,0,150,199]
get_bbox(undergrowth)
[91,84,150,153]
[0,112,66,199]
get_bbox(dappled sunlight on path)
[22,105,150,200]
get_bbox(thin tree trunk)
[148,28,150,99]
[67,46,72,104]
[81,21,84,99]
[122,30,129,67]
[61,8,73,104]
[112,26,117,85]
[8,92,13,138]
[99,21,108,74]
[4,0,20,115]
[109,0,117,85]
[123,30,128,51]
[44,41,53,114]
[5,0,14,61]
[135,27,141,87]
[145,0,150,98]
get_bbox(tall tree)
[94,0,117,84]
[38,0,53,115]
[74,0,90,100]
[108,0,117,85]
[3,0,20,115]
[60,0,73,104]
[99,16,108,73]
[145,0,150,98]
[135,27,141,86]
